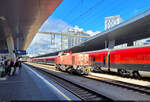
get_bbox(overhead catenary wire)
[70,0,104,24]
[71,0,150,32]
[54,0,86,32]
[63,0,125,31]
[34,0,150,54]
[38,1,85,51]
[58,0,95,31]
[70,0,126,32]
[62,0,105,31]
[73,0,119,28]
[59,0,120,32]
[76,0,140,29]
[88,3,150,31]
[79,0,126,30]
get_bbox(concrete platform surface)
[0,64,80,101]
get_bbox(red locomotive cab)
[72,53,90,66]
[56,51,91,74]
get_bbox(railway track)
[85,75,150,96]
[28,65,112,101]
[25,63,150,100]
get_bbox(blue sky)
[46,0,150,31]
[27,0,150,56]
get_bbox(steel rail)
[26,64,112,101]
[26,63,150,98]
[85,75,150,95]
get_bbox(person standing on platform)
[4,60,9,75]
[0,58,6,77]
[18,60,22,70]
[1,59,5,65]
[14,59,20,75]
[7,60,11,76]
[9,60,14,76]
[12,60,16,76]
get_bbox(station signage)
[16,50,27,55]
[0,50,8,54]
[0,50,27,55]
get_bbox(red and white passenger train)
[31,45,150,78]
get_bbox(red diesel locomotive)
[31,45,150,77]
[55,52,91,74]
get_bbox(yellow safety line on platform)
[25,65,71,101]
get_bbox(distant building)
[104,15,130,49]
[144,39,150,45]
[105,15,123,31]
[114,37,150,49]
[134,38,150,46]
[68,32,89,48]
[61,29,90,50]
[105,15,150,48]
[61,34,68,50]
[114,43,127,49]
[104,15,125,49]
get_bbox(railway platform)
[0,64,80,101]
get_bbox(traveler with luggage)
[14,59,20,75]
[4,60,9,75]
[9,60,14,76]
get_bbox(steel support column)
[6,36,16,60]
[1,17,16,60]
[108,40,115,49]
[105,40,108,48]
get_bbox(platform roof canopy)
[68,9,150,53]
[35,9,150,58]
[0,0,62,51]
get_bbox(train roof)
[33,55,57,59]
[80,48,109,54]
[112,44,150,51]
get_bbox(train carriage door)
[107,52,110,71]
[89,56,92,65]
[92,56,96,65]
[103,56,106,67]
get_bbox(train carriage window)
[92,57,96,62]
[103,56,106,67]
[90,57,92,62]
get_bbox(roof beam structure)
[38,31,91,38]
[0,0,62,51]
[67,9,150,52]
